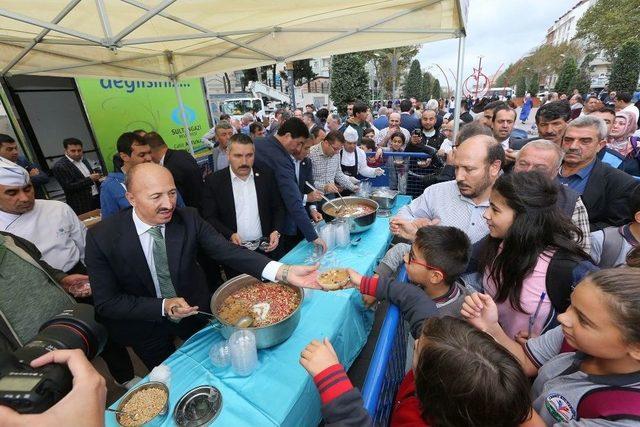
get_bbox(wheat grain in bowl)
[317,268,350,290]
[117,386,168,426]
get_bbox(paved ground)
[513,106,539,137]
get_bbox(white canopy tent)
[0,0,468,153]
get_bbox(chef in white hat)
[0,157,88,276]
[339,126,384,183]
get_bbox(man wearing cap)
[0,158,87,274]
[0,157,139,387]
[340,127,384,182]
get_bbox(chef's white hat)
[343,126,359,143]
[0,157,30,187]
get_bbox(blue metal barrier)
[362,266,410,426]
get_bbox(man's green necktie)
[147,226,177,299]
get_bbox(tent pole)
[166,52,195,156]
[452,34,466,143]
[172,76,195,156]
[1,0,80,76]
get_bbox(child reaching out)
[300,318,535,427]
[461,268,640,425]
[359,225,472,326]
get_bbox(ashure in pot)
[321,196,379,233]
[209,275,303,349]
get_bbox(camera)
[0,304,106,414]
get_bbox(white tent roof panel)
[0,0,467,79]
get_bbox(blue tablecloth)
[106,196,411,426]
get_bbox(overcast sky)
[416,0,579,91]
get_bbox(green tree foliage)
[497,42,583,89]
[516,74,527,97]
[403,60,423,99]
[431,79,442,99]
[360,46,420,98]
[576,0,640,54]
[330,53,370,115]
[293,59,317,90]
[574,70,592,95]
[554,57,579,95]
[608,41,640,93]
[421,72,433,100]
[528,72,540,95]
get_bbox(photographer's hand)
[0,349,106,427]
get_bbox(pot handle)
[210,319,224,331]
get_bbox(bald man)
[85,163,320,368]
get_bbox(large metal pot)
[321,196,379,233]
[209,274,303,349]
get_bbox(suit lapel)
[253,169,268,234]
[222,170,237,231]
[118,214,157,295]
[164,216,186,287]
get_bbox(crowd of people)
[1,87,640,426]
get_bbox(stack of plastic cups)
[319,223,336,250]
[335,220,350,248]
[228,330,258,376]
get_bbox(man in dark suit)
[145,131,203,210]
[558,115,639,231]
[293,137,324,223]
[202,133,285,260]
[254,118,326,252]
[52,138,101,214]
[399,99,420,133]
[85,162,321,368]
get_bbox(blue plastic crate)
[362,266,410,426]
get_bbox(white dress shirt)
[230,168,263,242]
[0,199,86,272]
[131,209,283,315]
[66,155,98,196]
[340,147,379,178]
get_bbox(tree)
[431,79,442,99]
[516,74,527,97]
[554,57,579,95]
[528,72,540,95]
[330,53,370,115]
[360,46,420,98]
[608,41,640,93]
[403,59,423,99]
[421,72,433,101]
[497,42,583,90]
[576,0,640,54]
[293,59,317,91]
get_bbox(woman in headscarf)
[607,110,638,156]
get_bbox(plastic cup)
[209,341,231,369]
[228,330,258,376]
[334,220,350,248]
[319,223,336,250]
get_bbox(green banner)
[76,77,209,171]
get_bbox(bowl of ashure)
[321,196,379,233]
[317,268,351,290]
[209,275,304,349]
[116,381,169,427]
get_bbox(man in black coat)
[85,162,320,368]
[145,131,203,210]
[558,115,639,231]
[52,138,101,214]
[202,134,285,260]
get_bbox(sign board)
[76,77,209,171]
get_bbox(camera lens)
[34,304,107,359]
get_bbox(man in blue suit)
[255,118,327,252]
[399,99,420,133]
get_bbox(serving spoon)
[305,181,344,213]
[197,311,254,328]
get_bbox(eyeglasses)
[406,249,447,278]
